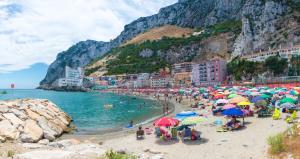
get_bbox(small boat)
[104,104,113,109]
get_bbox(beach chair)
[155,127,161,137]
[171,127,178,140]
[145,127,153,135]
[272,108,281,120]
[183,128,192,141]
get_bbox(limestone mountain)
[40,0,300,88]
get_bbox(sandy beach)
[60,96,292,159]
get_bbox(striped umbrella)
[181,117,207,125]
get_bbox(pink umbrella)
[223,104,236,110]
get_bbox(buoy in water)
[104,104,113,109]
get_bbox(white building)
[241,45,300,62]
[55,66,84,87]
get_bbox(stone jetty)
[0,99,72,143]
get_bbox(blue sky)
[0,63,48,89]
[0,0,177,88]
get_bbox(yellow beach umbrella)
[237,101,251,106]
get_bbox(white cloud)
[0,0,177,73]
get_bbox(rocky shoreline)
[0,99,73,143]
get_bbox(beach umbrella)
[254,100,267,107]
[181,116,207,125]
[223,104,236,109]
[251,96,264,103]
[214,93,225,99]
[290,90,299,96]
[228,94,238,99]
[229,96,249,104]
[260,94,271,99]
[175,111,198,121]
[280,103,296,109]
[153,117,179,127]
[280,97,297,104]
[216,99,229,104]
[222,108,244,117]
[237,101,251,106]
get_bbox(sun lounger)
[145,127,153,135]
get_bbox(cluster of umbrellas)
[153,111,207,127]
[153,86,300,129]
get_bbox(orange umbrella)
[229,96,249,104]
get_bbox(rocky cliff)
[40,0,300,87]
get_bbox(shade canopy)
[216,99,229,104]
[280,97,297,104]
[154,117,179,127]
[222,108,244,116]
[237,101,251,106]
[223,104,236,109]
[181,116,207,125]
[175,111,198,121]
[229,96,249,104]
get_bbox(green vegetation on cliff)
[86,20,242,76]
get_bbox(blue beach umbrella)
[251,96,264,103]
[222,108,244,117]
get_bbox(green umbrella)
[280,97,296,104]
[181,117,207,125]
[228,94,237,99]
[254,100,267,107]
[260,94,270,99]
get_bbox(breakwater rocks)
[0,99,73,143]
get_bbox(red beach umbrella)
[153,117,179,127]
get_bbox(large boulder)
[25,109,41,121]
[10,108,28,120]
[0,119,19,140]
[0,99,73,143]
[37,117,59,141]
[20,119,43,143]
[2,113,24,127]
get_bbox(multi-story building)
[172,62,192,74]
[172,62,192,86]
[55,66,84,87]
[174,72,192,86]
[150,75,171,88]
[192,58,227,86]
[241,45,300,62]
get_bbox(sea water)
[0,89,163,134]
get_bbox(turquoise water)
[0,89,162,134]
